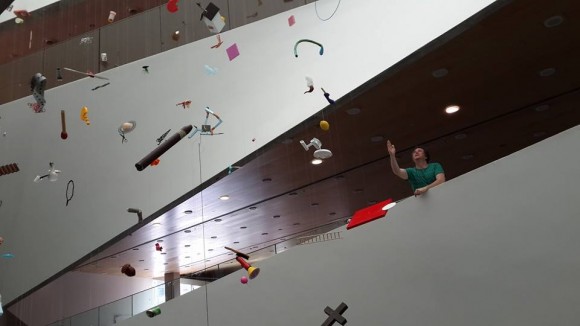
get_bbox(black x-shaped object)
[322,302,348,326]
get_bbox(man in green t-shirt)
[387,140,445,196]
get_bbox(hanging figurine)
[118,121,136,143]
[304,76,314,93]
[34,162,61,182]
[321,87,335,105]
[188,107,223,138]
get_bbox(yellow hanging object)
[220,16,226,22]
[319,120,330,131]
[80,106,90,125]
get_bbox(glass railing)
[47,280,177,326]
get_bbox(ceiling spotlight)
[152,222,162,227]
[538,67,556,77]
[544,15,564,28]
[445,105,460,114]
[346,107,361,115]
[219,195,230,201]
[382,202,397,211]
[311,158,323,165]
[184,210,193,214]
[431,68,448,78]
[454,133,467,140]
[300,138,333,160]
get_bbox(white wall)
[0,0,495,303]
[119,126,580,326]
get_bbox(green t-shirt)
[405,163,444,191]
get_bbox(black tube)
[135,125,193,171]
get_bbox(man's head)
[412,147,430,163]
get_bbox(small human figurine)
[155,243,163,251]
[387,140,445,196]
[34,162,61,182]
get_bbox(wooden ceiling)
[67,0,580,281]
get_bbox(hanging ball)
[319,120,330,131]
[240,276,248,284]
[172,31,180,41]
[221,16,226,22]
[15,18,24,24]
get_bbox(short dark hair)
[414,147,430,163]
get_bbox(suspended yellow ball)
[319,120,330,131]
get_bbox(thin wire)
[315,0,342,21]
[197,136,210,326]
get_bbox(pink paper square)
[288,15,295,26]
[226,43,240,61]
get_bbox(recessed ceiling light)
[278,228,283,231]
[273,215,280,218]
[139,259,145,262]
[132,248,139,250]
[538,67,556,77]
[157,240,164,243]
[311,203,319,207]
[219,195,230,201]
[346,107,361,115]
[234,241,239,244]
[311,158,323,165]
[144,268,149,270]
[329,212,336,216]
[454,133,467,140]
[461,154,475,160]
[248,206,257,210]
[370,135,384,143]
[161,252,167,255]
[293,222,300,225]
[152,222,162,226]
[214,218,222,222]
[381,202,396,210]
[185,244,190,247]
[445,105,460,114]
[184,210,193,214]
[164,263,168,265]
[544,15,564,28]
[208,249,213,251]
[431,68,448,78]
[534,104,550,112]
[184,229,191,233]
[240,226,247,229]
[262,232,268,235]
[262,178,272,182]
[210,236,217,239]
[185,256,190,258]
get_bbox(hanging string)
[196,135,211,326]
[315,0,342,21]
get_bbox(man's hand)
[387,140,396,156]
[414,187,428,196]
